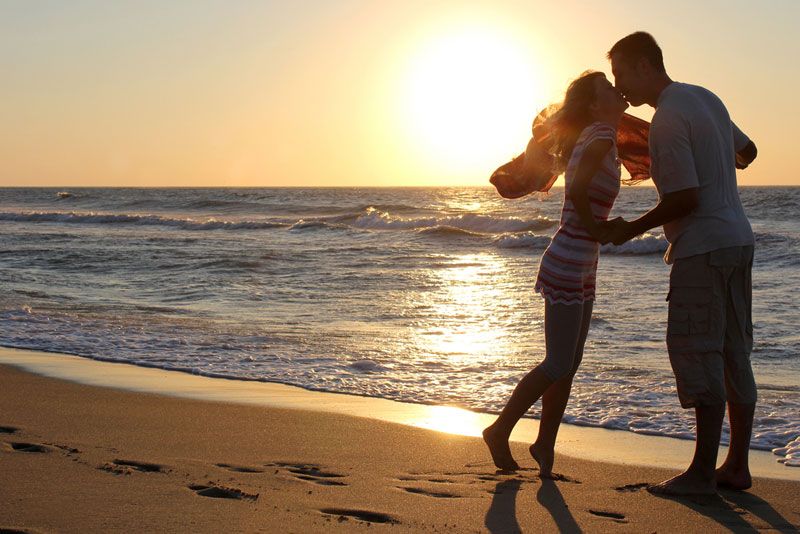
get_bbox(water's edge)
[1,346,796,481]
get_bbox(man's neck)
[647,75,674,108]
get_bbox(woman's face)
[592,75,629,119]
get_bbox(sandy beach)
[0,350,798,533]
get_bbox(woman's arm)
[568,138,614,243]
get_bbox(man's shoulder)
[666,82,713,97]
[654,83,723,125]
[664,83,725,111]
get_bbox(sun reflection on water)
[412,253,519,366]
[404,405,485,437]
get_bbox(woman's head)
[544,71,627,171]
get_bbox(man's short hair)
[607,32,665,72]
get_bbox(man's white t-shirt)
[650,82,754,264]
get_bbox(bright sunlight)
[401,24,544,178]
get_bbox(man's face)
[610,53,646,107]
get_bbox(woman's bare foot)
[482,426,519,471]
[647,470,717,496]
[715,464,752,490]
[529,442,554,478]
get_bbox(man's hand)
[612,220,639,246]
[735,141,757,170]
[599,217,638,246]
[595,217,625,245]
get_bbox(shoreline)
[1,346,796,481]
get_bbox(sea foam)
[352,208,555,233]
[0,211,288,231]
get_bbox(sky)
[1,0,798,187]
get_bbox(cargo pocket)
[667,286,712,352]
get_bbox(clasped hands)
[591,217,636,246]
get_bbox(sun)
[401,25,544,180]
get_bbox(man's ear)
[636,56,652,77]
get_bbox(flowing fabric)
[490,112,651,199]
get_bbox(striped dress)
[534,122,621,305]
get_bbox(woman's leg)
[530,300,593,476]
[483,300,586,470]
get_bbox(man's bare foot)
[482,426,519,471]
[715,465,752,490]
[647,470,717,496]
[529,442,554,478]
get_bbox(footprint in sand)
[215,463,264,474]
[453,468,578,484]
[8,442,49,453]
[464,461,496,468]
[320,508,399,524]
[615,482,650,492]
[189,484,258,501]
[401,470,535,490]
[399,487,461,499]
[541,472,582,484]
[395,474,456,484]
[99,459,166,475]
[268,462,348,486]
[588,509,628,523]
[454,466,541,479]
[48,443,81,455]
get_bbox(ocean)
[1,186,797,466]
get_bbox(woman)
[483,71,629,476]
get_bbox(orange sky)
[1,1,797,187]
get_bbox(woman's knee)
[539,358,575,382]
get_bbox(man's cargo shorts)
[666,245,757,408]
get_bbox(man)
[605,32,758,496]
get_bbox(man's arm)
[736,140,757,170]
[606,110,700,245]
[609,188,698,245]
[732,121,756,170]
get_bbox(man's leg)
[650,402,725,495]
[717,402,755,489]
[717,246,757,489]
[652,252,728,495]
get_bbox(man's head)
[608,32,668,107]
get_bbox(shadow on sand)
[484,476,582,534]
[648,488,798,533]
[485,479,523,534]
[536,478,583,533]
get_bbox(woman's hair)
[541,70,606,173]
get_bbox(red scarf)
[490,113,651,199]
